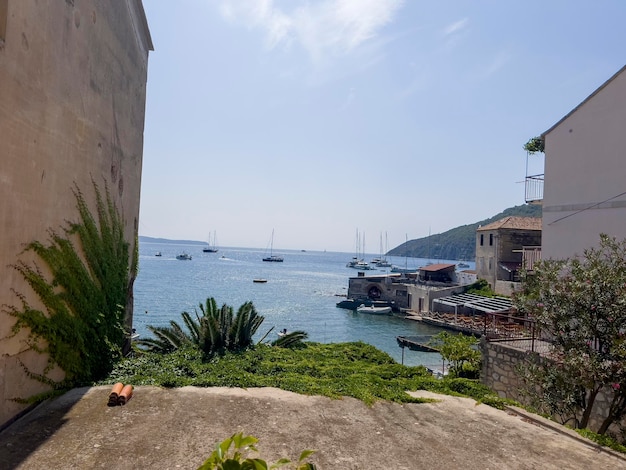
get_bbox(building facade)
[0,0,152,427]
[540,65,626,260]
[475,217,542,295]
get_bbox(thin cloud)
[218,0,405,62]
[442,18,469,36]
[477,51,511,79]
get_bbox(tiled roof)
[419,263,456,272]
[477,216,542,232]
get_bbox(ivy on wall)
[6,180,132,393]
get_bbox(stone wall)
[481,338,626,439]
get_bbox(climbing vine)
[6,180,132,391]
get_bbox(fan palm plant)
[136,297,265,358]
[271,330,309,349]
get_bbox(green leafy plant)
[137,297,265,359]
[430,331,481,379]
[6,181,132,389]
[197,433,316,470]
[105,341,504,407]
[465,279,496,298]
[513,234,626,434]
[523,136,545,154]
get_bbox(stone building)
[0,1,152,427]
[475,216,541,296]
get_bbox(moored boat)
[263,229,284,262]
[356,304,392,315]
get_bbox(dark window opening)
[489,233,494,246]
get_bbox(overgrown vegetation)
[198,433,316,470]
[430,332,481,379]
[6,181,132,395]
[103,341,510,408]
[514,234,626,435]
[465,279,497,298]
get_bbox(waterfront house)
[346,263,475,314]
[0,1,152,428]
[475,217,542,296]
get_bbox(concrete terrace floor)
[1,386,625,470]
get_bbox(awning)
[432,293,512,314]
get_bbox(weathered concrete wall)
[0,0,151,427]
[494,280,520,297]
[481,338,626,439]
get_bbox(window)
[489,234,494,246]
[480,234,484,246]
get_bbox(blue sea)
[133,241,469,371]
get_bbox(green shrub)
[198,432,316,469]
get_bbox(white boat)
[253,278,267,283]
[176,253,192,260]
[373,232,392,267]
[277,328,289,337]
[356,304,392,315]
[346,257,373,270]
[263,229,284,262]
[457,262,470,269]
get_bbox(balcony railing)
[525,174,544,203]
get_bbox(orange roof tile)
[476,216,542,232]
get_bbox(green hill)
[388,204,542,261]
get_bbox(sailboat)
[346,230,372,270]
[375,232,392,267]
[203,231,219,253]
[262,229,284,262]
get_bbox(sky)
[139,0,626,253]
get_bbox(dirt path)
[1,386,624,469]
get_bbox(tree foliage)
[6,181,131,390]
[136,297,265,359]
[513,234,626,434]
[431,332,481,378]
[523,136,545,154]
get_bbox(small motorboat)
[155,252,162,257]
[356,304,392,315]
[176,253,192,260]
[253,278,267,283]
[277,328,288,337]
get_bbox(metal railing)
[420,311,553,354]
[483,312,553,354]
[525,174,544,203]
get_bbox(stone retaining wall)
[481,338,625,440]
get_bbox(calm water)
[133,241,467,371]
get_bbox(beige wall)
[0,1,151,427]
[542,67,626,260]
